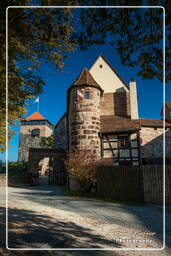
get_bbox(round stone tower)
[68,68,103,160]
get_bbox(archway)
[28,148,67,186]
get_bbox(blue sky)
[1,43,171,162]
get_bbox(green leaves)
[76,2,170,82]
[0,3,76,152]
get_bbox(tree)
[40,135,55,148]
[1,0,76,151]
[1,1,170,152]
[76,0,171,82]
[64,151,97,192]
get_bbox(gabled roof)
[69,68,103,94]
[25,112,46,121]
[90,54,129,90]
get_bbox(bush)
[0,161,5,173]
[7,161,28,175]
[64,152,97,192]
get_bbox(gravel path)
[0,185,171,255]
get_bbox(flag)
[77,89,84,100]
[34,97,39,104]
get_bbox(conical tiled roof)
[70,68,103,94]
[25,112,46,121]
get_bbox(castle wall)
[20,125,52,137]
[18,124,53,162]
[100,92,130,116]
[68,86,101,160]
[140,127,171,158]
[166,105,171,123]
[54,114,68,151]
[18,134,42,161]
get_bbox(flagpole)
[37,100,39,112]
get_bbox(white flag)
[34,97,39,104]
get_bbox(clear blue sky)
[1,43,171,162]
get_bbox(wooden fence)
[97,165,171,205]
[97,166,144,202]
[142,165,171,205]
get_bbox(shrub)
[7,161,28,175]
[0,160,5,173]
[64,151,97,192]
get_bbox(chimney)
[129,79,139,119]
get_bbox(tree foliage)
[1,1,170,152]
[40,135,55,148]
[64,152,97,192]
[1,0,76,151]
[76,0,171,82]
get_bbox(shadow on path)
[0,206,121,249]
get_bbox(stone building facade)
[19,55,171,166]
[54,54,171,166]
[18,112,53,161]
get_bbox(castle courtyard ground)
[0,185,171,256]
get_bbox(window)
[118,135,130,149]
[84,90,90,99]
[31,128,40,137]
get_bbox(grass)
[62,187,145,206]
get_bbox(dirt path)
[0,185,171,255]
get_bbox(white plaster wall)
[140,127,171,157]
[89,56,129,93]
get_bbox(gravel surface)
[0,185,171,255]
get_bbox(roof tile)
[70,68,103,93]
[25,112,46,121]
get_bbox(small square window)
[84,91,90,99]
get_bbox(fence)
[97,166,144,202]
[97,165,171,205]
[143,165,171,205]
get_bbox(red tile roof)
[25,112,46,121]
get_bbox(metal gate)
[48,158,67,185]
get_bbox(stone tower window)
[99,64,103,68]
[31,128,40,137]
[84,90,90,99]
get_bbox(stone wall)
[20,124,52,137]
[18,124,53,161]
[140,127,171,158]
[166,105,171,122]
[100,92,130,116]
[68,86,101,160]
[54,114,68,151]
[18,134,42,161]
